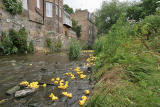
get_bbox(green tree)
[63,4,74,14]
[126,0,159,21]
[95,0,128,35]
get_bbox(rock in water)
[6,86,20,95]
[15,88,36,98]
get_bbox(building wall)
[71,9,97,44]
[62,25,77,39]
[0,0,73,51]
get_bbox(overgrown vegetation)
[0,28,34,55]
[3,0,22,15]
[71,19,82,38]
[126,0,159,21]
[46,38,63,53]
[46,38,54,53]
[27,40,34,53]
[95,0,128,34]
[87,0,160,106]
[63,4,74,14]
[69,39,82,60]
[55,38,62,52]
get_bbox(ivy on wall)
[3,0,22,15]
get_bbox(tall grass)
[87,15,160,106]
[69,39,82,60]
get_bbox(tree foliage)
[95,0,128,35]
[71,19,82,38]
[63,4,74,14]
[126,0,159,21]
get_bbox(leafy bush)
[69,39,82,60]
[72,19,82,38]
[126,0,159,21]
[27,40,34,53]
[0,33,13,55]
[93,37,105,56]
[0,28,29,55]
[9,28,28,53]
[55,38,62,52]
[46,38,53,53]
[3,0,22,15]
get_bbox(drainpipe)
[43,0,44,25]
[58,0,60,33]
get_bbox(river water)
[0,52,93,107]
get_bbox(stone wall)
[71,9,97,45]
[0,0,74,52]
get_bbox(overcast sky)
[64,0,140,12]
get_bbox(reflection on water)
[0,53,92,107]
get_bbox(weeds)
[69,39,82,60]
[87,15,160,106]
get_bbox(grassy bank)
[86,15,160,107]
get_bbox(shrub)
[93,37,105,56]
[0,33,13,55]
[9,27,28,53]
[0,28,29,55]
[55,38,62,52]
[72,19,82,38]
[28,40,34,53]
[46,38,53,53]
[69,39,82,60]
[3,0,22,15]
[11,46,18,54]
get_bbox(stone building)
[0,0,74,51]
[63,11,76,38]
[71,9,97,45]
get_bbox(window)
[37,0,40,9]
[22,0,28,10]
[56,5,58,16]
[46,2,53,17]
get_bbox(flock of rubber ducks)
[85,54,96,67]
[19,81,46,88]
[48,65,90,106]
[19,51,96,106]
[74,67,86,79]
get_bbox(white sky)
[64,0,140,12]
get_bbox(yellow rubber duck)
[80,74,86,79]
[42,84,47,87]
[49,93,54,98]
[28,82,39,88]
[56,77,60,81]
[51,78,55,82]
[49,93,58,101]
[71,76,76,80]
[54,81,59,85]
[67,93,72,98]
[19,81,29,86]
[84,90,90,95]
[52,96,58,101]
[79,96,87,106]
[62,92,72,98]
